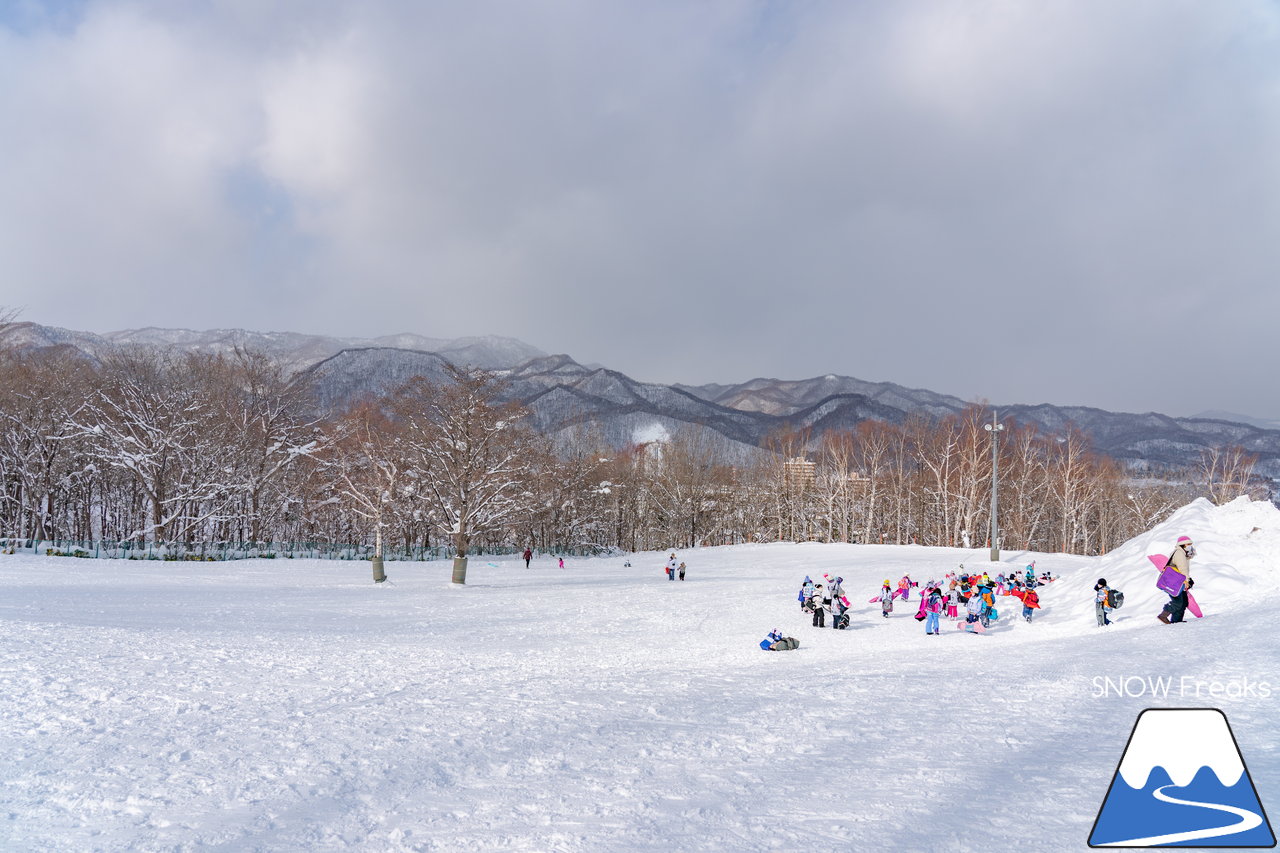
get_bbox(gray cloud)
[2,0,1278,419]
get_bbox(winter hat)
[836,577,843,584]
[804,576,811,583]
[1177,536,1193,545]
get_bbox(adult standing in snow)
[666,553,678,581]
[523,547,533,569]
[1094,579,1113,627]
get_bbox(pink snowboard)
[893,587,909,601]
[1147,553,1169,570]
[959,620,986,634]
[1187,592,1203,618]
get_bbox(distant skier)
[523,547,533,569]
[1094,578,1113,627]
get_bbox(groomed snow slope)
[1,499,1277,852]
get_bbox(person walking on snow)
[666,553,677,581]
[1094,578,1113,627]
[523,547,533,569]
[678,562,686,581]
[558,556,565,569]
[1011,585,1040,622]
[924,586,943,635]
[879,582,895,618]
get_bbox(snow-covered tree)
[392,367,542,584]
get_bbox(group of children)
[797,574,852,629]
[772,534,1203,649]
[795,563,1052,636]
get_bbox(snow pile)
[1053,497,1280,627]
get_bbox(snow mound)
[1055,497,1280,626]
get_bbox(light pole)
[984,410,1005,561]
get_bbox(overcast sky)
[3,0,1278,419]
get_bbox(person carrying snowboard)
[924,586,943,635]
[1094,578,1113,627]
[879,581,894,618]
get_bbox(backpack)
[1108,589,1124,609]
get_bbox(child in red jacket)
[1011,586,1040,622]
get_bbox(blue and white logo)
[1089,708,1275,847]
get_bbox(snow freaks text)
[1091,676,1273,700]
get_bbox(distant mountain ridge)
[0,322,545,372]
[6,322,1280,480]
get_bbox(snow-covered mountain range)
[6,322,1280,479]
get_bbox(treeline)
[0,346,1264,558]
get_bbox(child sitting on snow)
[760,629,799,651]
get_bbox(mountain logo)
[1089,708,1276,848]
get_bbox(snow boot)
[1158,611,1171,624]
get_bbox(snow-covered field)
[2,498,1277,852]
